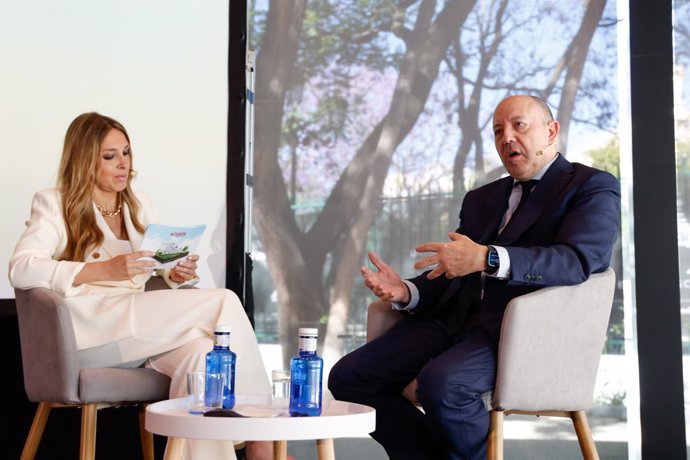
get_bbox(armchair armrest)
[15,277,183,405]
[366,300,404,342]
[144,275,173,292]
[145,274,198,291]
[492,268,616,411]
[15,288,81,403]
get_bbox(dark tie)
[497,179,540,235]
[515,179,539,213]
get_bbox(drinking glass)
[271,369,291,408]
[187,371,223,414]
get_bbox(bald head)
[492,95,560,180]
[527,96,554,122]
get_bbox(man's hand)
[361,251,410,303]
[415,233,489,280]
[170,254,199,283]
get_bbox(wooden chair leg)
[274,440,288,460]
[487,410,504,460]
[316,438,335,460]
[20,401,52,460]
[571,410,599,460]
[80,403,97,460]
[163,437,185,460]
[138,404,155,460]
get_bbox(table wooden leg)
[274,440,288,460]
[138,404,155,460]
[163,437,185,460]
[316,438,335,460]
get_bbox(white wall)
[0,0,230,298]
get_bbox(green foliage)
[677,139,690,167]
[587,137,620,179]
[675,140,690,216]
[595,382,627,406]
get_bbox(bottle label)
[215,332,230,348]
[298,334,317,352]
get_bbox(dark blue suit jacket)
[408,154,621,342]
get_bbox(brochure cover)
[140,223,207,269]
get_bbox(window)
[249,1,635,457]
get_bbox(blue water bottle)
[205,324,236,409]
[289,328,323,416]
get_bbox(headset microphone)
[535,142,554,157]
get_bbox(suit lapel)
[477,177,514,244]
[468,176,513,244]
[124,202,144,250]
[495,155,574,245]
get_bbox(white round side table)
[146,394,376,460]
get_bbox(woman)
[9,112,273,459]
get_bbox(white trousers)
[73,288,271,460]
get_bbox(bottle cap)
[215,324,231,333]
[298,327,318,337]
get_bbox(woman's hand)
[74,250,156,285]
[170,254,199,283]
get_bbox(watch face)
[488,248,499,267]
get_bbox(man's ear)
[548,120,560,144]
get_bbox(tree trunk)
[317,0,478,365]
[452,0,508,192]
[556,0,606,149]
[253,0,312,365]
[541,0,606,151]
[253,0,477,368]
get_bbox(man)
[328,95,621,460]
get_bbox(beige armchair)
[15,277,174,460]
[366,268,616,460]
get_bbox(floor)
[260,345,631,460]
[286,413,628,459]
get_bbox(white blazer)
[8,189,198,349]
[9,188,163,297]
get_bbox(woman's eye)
[103,155,115,160]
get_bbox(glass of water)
[271,369,291,408]
[187,371,224,414]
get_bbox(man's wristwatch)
[487,246,500,271]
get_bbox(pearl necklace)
[96,202,122,218]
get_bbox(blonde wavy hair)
[57,112,145,261]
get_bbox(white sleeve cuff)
[54,261,89,297]
[392,279,419,311]
[489,245,511,279]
